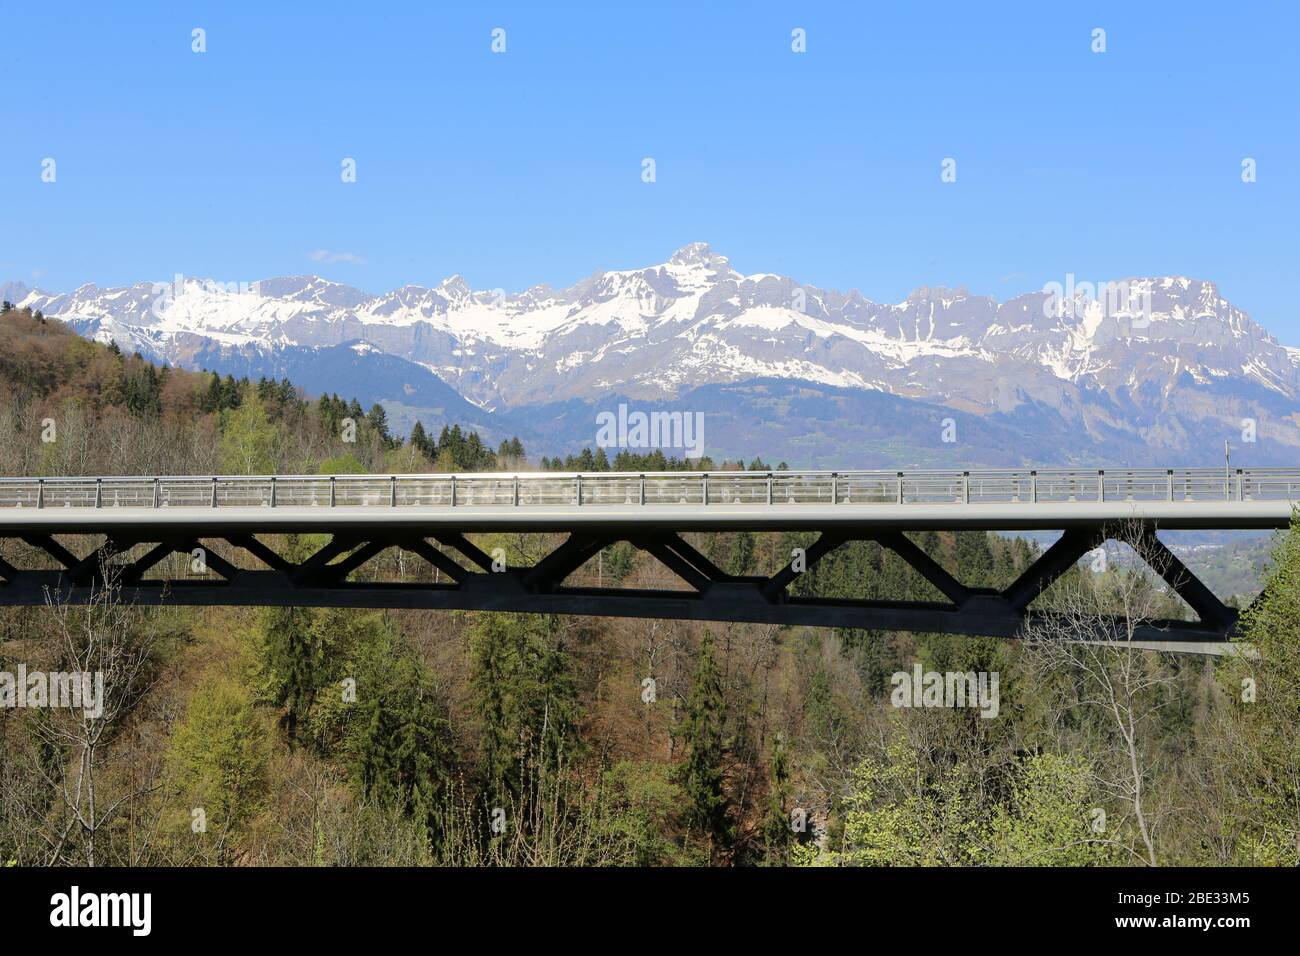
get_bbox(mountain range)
[6,243,1299,468]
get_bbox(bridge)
[1,468,1295,654]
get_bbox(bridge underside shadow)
[0,524,1243,654]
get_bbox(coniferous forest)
[1,306,1297,867]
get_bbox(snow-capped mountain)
[9,244,1300,466]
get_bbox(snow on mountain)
[10,245,1300,463]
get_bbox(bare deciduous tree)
[29,555,164,865]
[1020,520,1187,866]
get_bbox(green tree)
[254,606,323,742]
[319,452,367,475]
[220,374,242,410]
[600,761,692,866]
[201,371,223,412]
[1216,513,1300,864]
[469,613,579,807]
[349,651,453,837]
[166,678,271,856]
[219,392,277,473]
[410,421,435,460]
[819,743,1115,867]
[828,737,981,866]
[367,402,393,448]
[727,530,755,576]
[762,733,793,865]
[677,631,730,861]
[982,753,1117,866]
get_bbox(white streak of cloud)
[309,249,366,265]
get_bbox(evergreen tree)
[123,363,163,417]
[410,421,434,460]
[350,653,452,837]
[258,606,323,742]
[678,631,730,861]
[464,431,489,469]
[469,613,579,809]
[728,531,755,576]
[439,425,465,468]
[954,531,995,588]
[201,372,222,413]
[762,733,792,865]
[367,403,392,447]
[220,374,242,410]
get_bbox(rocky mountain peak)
[6,245,1298,465]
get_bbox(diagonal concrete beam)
[763,532,846,601]
[226,534,292,572]
[290,536,359,585]
[433,533,497,574]
[658,533,732,583]
[634,537,712,592]
[872,530,971,606]
[400,538,469,584]
[1128,528,1236,629]
[523,533,612,591]
[1002,526,1102,611]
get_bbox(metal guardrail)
[0,468,1297,511]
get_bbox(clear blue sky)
[3,1,1297,341]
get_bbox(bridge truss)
[0,469,1294,654]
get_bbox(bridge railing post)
[514,475,520,506]
[269,476,276,508]
[962,471,969,504]
[95,478,102,508]
[1167,469,1173,502]
[832,472,838,504]
[153,478,160,508]
[1098,469,1104,503]
[330,476,336,507]
[576,474,582,506]
[36,478,44,509]
[390,475,397,507]
[1030,470,1037,503]
[450,475,456,507]
[766,472,772,505]
[896,472,903,504]
[211,476,218,507]
[639,473,645,505]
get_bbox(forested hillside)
[1,306,1297,867]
